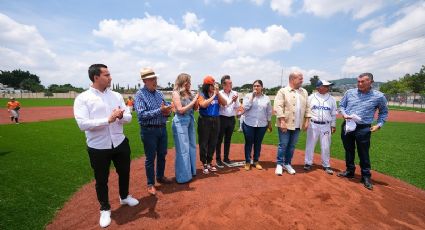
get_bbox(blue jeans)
[140,126,168,186]
[242,123,267,163]
[172,113,197,183]
[276,129,301,166]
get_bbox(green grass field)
[0,110,424,229]
[0,98,74,107]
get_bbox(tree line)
[379,65,425,95]
[0,69,84,95]
[2,66,424,96]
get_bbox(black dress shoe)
[157,177,173,184]
[361,177,373,190]
[337,171,354,178]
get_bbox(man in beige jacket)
[274,71,311,175]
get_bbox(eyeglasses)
[253,85,262,87]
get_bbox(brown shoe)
[244,163,251,171]
[147,185,156,196]
[157,177,173,184]
[254,162,263,170]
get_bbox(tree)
[0,69,42,89]
[20,78,44,92]
[304,75,320,94]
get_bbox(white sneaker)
[284,164,296,175]
[99,210,111,228]
[120,195,139,206]
[275,164,283,176]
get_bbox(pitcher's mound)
[47,144,425,229]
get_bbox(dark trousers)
[140,126,168,186]
[242,123,267,163]
[341,122,372,178]
[87,138,131,211]
[198,116,220,165]
[216,116,236,162]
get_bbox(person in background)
[216,75,240,168]
[126,96,135,111]
[237,97,244,132]
[197,75,226,174]
[242,80,272,171]
[74,64,139,228]
[274,71,311,176]
[7,97,21,124]
[134,67,173,196]
[171,73,199,183]
[337,72,388,190]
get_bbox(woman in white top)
[242,80,272,171]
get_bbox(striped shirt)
[339,88,388,127]
[134,86,170,126]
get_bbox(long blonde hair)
[174,73,193,98]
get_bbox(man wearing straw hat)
[135,67,173,196]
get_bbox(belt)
[199,115,219,119]
[311,120,329,125]
[142,124,165,128]
[219,115,235,119]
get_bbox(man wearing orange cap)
[197,75,226,174]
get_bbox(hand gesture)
[160,102,172,116]
[231,94,238,103]
[370,125,380,132]
[279,119,287,133]
[267,122,273,133]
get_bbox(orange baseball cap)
[203,75,215,85]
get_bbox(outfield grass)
[0,98,74,107]
[0,113,424,229]
[387,105,425,112]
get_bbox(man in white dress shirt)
[304,80,337,175]
[215,75,240,168]
[74,64,139,228]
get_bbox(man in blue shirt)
[337,73,388,190]
[135,67,173,196]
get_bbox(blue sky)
[1,0,424,88]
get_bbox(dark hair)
[221,75,231,85]
[358,72,374,82]
[88,64,107,82]
[202,83,212,99]
[253,79,263,87]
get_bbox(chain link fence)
[386,93,425,109]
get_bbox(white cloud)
[251,0,265,6]
[368,2,425,48]
[342,38,425,81]
[357,16,385,33]
[302,0,384,19]
[224,25,304,56]
[343,2,425,82]
[183,12,204,31]
[0,13,56,70]
[93,14,303,59]
[270,0,293,16]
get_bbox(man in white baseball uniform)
[304,79,337,175]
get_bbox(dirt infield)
[1,107,424,124]
[0,106,73,124]
[47,144,425,230]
